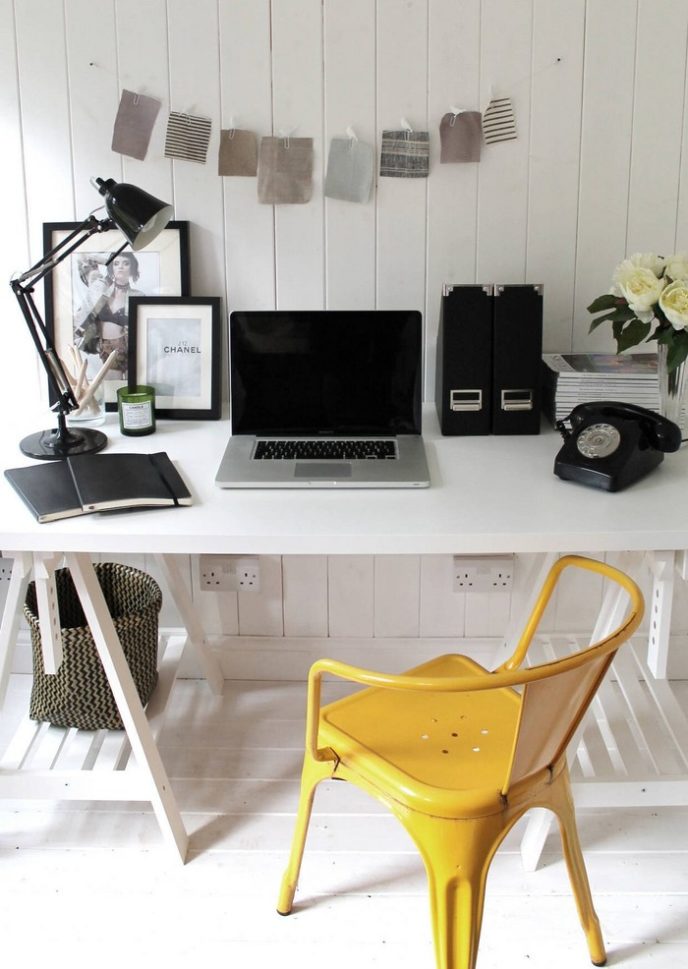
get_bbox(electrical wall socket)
[199,555,261,592]
[453,555,514,593]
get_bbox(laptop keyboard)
[253,440,398,460]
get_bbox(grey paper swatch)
[439,111,482,163]
[111,89,161,161]
[218,128,258,176]
[164,111,212,163]
[482,97,517,144]
[257,137,313,204]
[324,137,374,203]
[379,129,430,178]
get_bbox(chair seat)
[319,654,522,817]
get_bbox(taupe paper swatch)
[111,89,161,161]
[439,111,482,163]
[257,137,313,204]
[218,129,258,176]
[379,129,430,178]
[324,137,374,203]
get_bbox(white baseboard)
[10,630,688,681]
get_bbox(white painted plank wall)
[2,1,688,659]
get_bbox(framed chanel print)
[127,296,222,420]
[43,220,190,409]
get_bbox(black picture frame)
[128,296,222,420]
[43,220,190,410]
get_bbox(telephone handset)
[554,401,682,491]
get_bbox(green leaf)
[615,319,652,352]
[587,294,620,313]
[655,326,675,345]
[666,331,688,372]
[589,311,618,332]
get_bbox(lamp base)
[20,426,107,460]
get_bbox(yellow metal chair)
[277,555,644,968]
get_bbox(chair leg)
[550,775,607,966]
[277,753,333,915]
[403,811,503,969]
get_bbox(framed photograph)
[128,296,222,420]
[43,221,190,409]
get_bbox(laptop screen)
[230,310,423,436]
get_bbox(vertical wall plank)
[166,0,225,299]
[625,0,688,255]
[219,0,275,313]
[328,556,374,637]
[65,0,120,217]
[271,0,324,309]
[676,44,688,248]
[419,555,465,638]
[572,0,638,351]
[190,556,239,637]
[14,0,74,252]
[476,0,533,284]
[527,0,586,353]
[376,0,428,312]
[237,555,284,636]
[374,555,420,638]
[115,0,174,208]
[425,0,481,400]
[283,556,328,637]
[323,0,376,309]
[0,0,36,405]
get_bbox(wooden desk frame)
[0,550,223,863]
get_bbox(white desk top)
[1,405,687,556]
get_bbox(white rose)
[626,251,666,276]
[614,264,666,317]
[664,252,688,282]
[659,279,688,330]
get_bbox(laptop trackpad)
[294,463,353,478]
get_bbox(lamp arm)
[10,215,116,415]
[15,215,115,287]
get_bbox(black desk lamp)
[11,177,173,459]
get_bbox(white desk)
[1,405,687,863]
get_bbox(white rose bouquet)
[588,251,688,372]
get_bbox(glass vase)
[657,342,688,431]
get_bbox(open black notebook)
[4,452,192,523]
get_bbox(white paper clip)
[449,105,465,125]
[278,127,295,148]
[346,125,358,142]
[401,116,413,138]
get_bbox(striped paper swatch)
[482,97,517,144]
[164,111,212,163]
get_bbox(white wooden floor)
[0,674,687,969]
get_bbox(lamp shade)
[94,177,173,251]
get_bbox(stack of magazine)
[541,352,660,425]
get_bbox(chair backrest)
[499,555,643,793]
[306,557,643,790]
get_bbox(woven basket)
[25,563,161,731]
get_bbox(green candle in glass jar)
[117,385,156,436]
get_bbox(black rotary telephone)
[554,401,682,492]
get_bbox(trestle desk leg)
[646,550,675,679]
[0,551,33,709]
[66,552,189,862]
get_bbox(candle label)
[121,400,153,430]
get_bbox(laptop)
[215,310,430,488]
